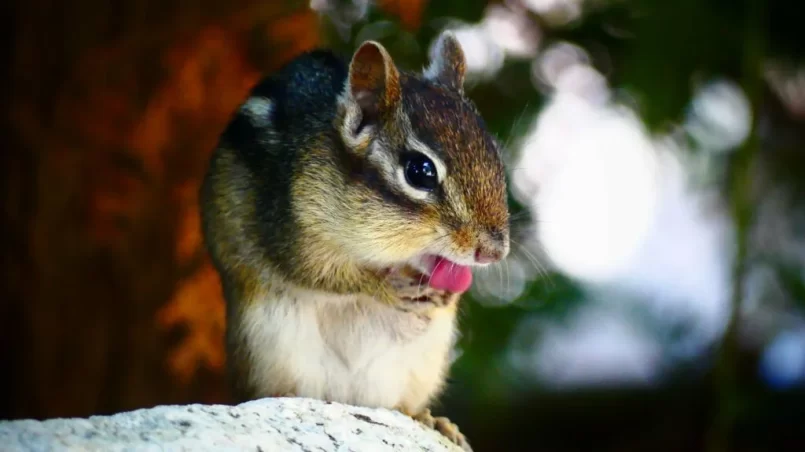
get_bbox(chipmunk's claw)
[413,408,473,452]
[386,269,459,313]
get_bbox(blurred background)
[2,0,804,451]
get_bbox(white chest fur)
[239,288,459,414]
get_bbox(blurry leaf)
[352,20,422,67]
[377,0,428,31]
[774,262,805,309]
[466,62,544,145]
[354,19,400,43]
[515,273,584,314]
[422,0,488,24]
[618,0,744,129]
[765,0,805,61]
[542,1,636,73]
[454,300,524,378]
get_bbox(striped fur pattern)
[199,32,509,447]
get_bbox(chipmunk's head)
[333,31,510,293]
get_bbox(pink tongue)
[428,257,473,293]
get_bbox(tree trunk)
[1,0,319,420]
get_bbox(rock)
[0,397,463,451]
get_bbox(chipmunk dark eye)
[403,152,439,191]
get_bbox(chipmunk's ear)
[348,41,402,120]
[423,31,466,93]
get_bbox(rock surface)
[0,397,463,451]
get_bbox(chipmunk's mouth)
[413,255,473,294]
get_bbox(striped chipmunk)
[200,31,510,451]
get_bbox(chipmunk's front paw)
[413,408,473,452]
[386,270,458,312]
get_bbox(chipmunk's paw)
[386,270,458,312]
[413,408,473,452]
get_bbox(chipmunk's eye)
[402,152,439,191]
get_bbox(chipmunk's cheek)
[417,205,442,228]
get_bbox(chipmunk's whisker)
[511,238,554,288]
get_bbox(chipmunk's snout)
[473,229,509,264]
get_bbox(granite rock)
[0,397,462,451]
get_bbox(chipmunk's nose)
[474,246,502,264]
[474,229,508,264]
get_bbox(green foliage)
[315,1,805,448]
[617,0,744,129]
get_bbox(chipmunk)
[200,31,510,451]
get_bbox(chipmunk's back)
[250,50,348,132]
